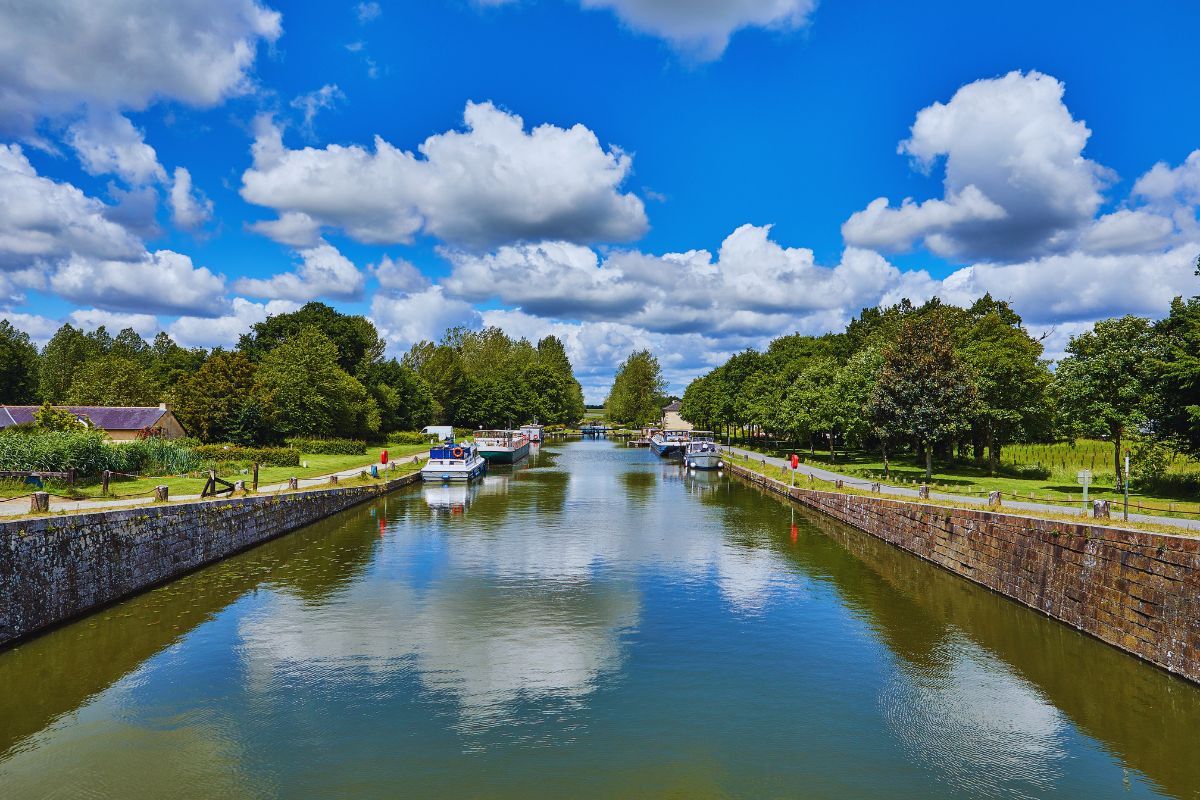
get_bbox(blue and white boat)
[421,440,487,482]
[684,432,723,470]
[649,429,690,458]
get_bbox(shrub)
[387,431,434,445]
[193,444,301,467]
[284,437,366,455]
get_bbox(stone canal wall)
[728,462,1200,684]
[0,474,419,647]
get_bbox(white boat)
[420,440,487,482]
[473,429,531,463]
[684,432,723,470]
[519,422,544,443]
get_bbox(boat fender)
[452,446,464,458]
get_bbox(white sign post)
[1076,469,1092,513]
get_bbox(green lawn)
[2,443,429,501]
[728,453,1199,536]
[734,440,1200,518]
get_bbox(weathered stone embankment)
[727,461,1200,684]
[0,473,419,648]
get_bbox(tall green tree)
[0,319,39,404]
[65,356,160,406]
[605,350,667,426]
[239,302,385,373]
[871,314,977,481]
[958,309,1053,474]
[254,326,379,440]
[1054,315,1157,489]
[39,324,102,402]
[1153,295,1200,456]
[172,351,260,442]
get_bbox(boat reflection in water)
[422,482,475,514]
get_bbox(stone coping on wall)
[726,461,1200,685]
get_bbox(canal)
[2,438,1199,798]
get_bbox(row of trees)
[0,303,586,444]
[680,288,1200,487]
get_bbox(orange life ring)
[452,446,464,458]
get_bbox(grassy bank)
[726,451,1199,537]
[0,444,428,501]
[729,439,1200,519]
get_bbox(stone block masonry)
[0,473,420,648]
[728,462,1200,684]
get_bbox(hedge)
[387,431,434,445]
[193,444,300,467]
[284,437,367,455]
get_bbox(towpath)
[721,445,1200,532]
[0,454,424,519]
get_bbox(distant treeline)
[680,290,1200,486]
[0,302,586,445]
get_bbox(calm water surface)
[3,439,1199,799]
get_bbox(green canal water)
[3,439,1200,799]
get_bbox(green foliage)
[0,319,39,404]
[65,355,160,406]
[193,444,300,467]
[872,313,977,475]
[405,328,585,428]
[39,324,103,402]
[387,430,435,444]
[1153,295,1200,455]
[0,429,113,474]
[172,351,261,443]
[605,349,667,425]
[284,437,367,455]
[34,401,87,432]
[239,301,385,373]
[1054,315,1156,488]
[254,326,379,440]
[0,430,197,476]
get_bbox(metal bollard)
[988,491,1002,507]
[30,492,49,513]
[154,485,169,502]
[870,482,880,493]
[1093,499,1111,519]
[919,484,930,499]
[287,477,299,490]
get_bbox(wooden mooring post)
[154,485,169,502]
[252,463,259,492]
[30,492,49,513]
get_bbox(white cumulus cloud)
[0,144,143,269]
[241,101,647,249]
[65,109,165,185]
[50,250,228,316]
[0,0,282,136]
[233,242,365,302]
[169,167,214,230]
[371,286,483,351]
[843,71,1111,261]
[169,297,300,348]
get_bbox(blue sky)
[1,0,1198,400]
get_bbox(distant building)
[0,404,187,441]
[661,400,693,432]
